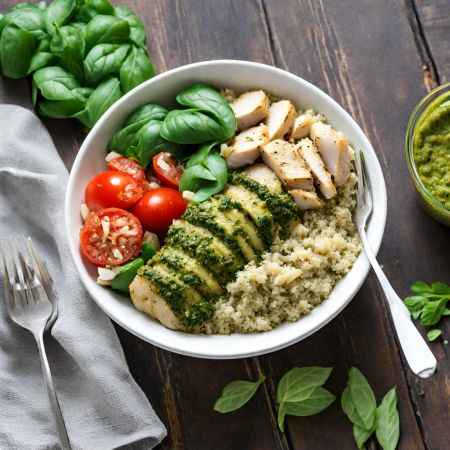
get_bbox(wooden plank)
[258,0,448,448]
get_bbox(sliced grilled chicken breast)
[266,100,297,140]
[289,189,324,210]
[231,90,269,130]
[297,138,337,199]
[310,122,351,186]
[226,125,269,168]
[243,163,282,193]
[289,113,319,140]
[130,276,183,330]
[261,139,314,190]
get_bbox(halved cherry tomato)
[80,208,143,267]
[85,171,144,211]
[132,188,187,234]
[152,152,183,189]
[107,156,146,181]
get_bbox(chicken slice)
[225,125,269,168]
[290,113,319,140]
[297,138,337,199]
[260,139,314,190]
[130,275,183,330]
[266,100,297,140]
[289,189,324,210]
[231,90,269,130]
[310,122,351,186]
[243,163,282,194]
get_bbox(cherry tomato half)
[107,156,146,181]
[80,208,143,267]
[85,171,144,211]
[132,188,187,234]
[152,152,183,189]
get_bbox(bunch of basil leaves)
[108,83,235,199]
[0,0,154,128]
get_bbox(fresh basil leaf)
[186,142,216,168]
[50,24,85,82]
[2,4,46,38]
[427,328,442,342]
[33,66,80,101]
[120,45,155,93]
[176,84,236,140]
[283,387,335,416]
[341,385,367,430]
[0,25,36,78]
[109,103,168,152]
[431,282,450,295]
[214,373,265,414]
[45,0,77,33]
[78,77,121,128]
[192,152,228,202]
[277,367,333,404]
[75,0,114,22]
[420,298,447,326]
[38,96,85,118]
[404,296,426,314]
[375,388,400,450]
[353,424,375,450]
[84,43,130,86]
[27,51,56,74]
[84,14,130,50]
[180,165,217,192]
[410,281,431,294]
[114,5,146,47]
[348,367,377,431]
[277,402,287,432]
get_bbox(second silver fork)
[0,238,72,450]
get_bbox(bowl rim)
[65,59,387,359]
[405,82,450,219]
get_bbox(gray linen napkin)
[0,105,167,450]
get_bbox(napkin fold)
[0,105,167,450]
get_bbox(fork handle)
[34,331,72,450]
[359,229,437,378]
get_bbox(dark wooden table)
[1,0,449,448]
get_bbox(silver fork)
[0,238,72,449]
[354,151,437,378]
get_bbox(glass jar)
[405,83,450,227]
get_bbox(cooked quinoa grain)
[204,173,361,334]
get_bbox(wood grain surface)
[0,0,449,449]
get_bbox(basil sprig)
[404,281,450,341]
[341,367,400,450]
[214,373,265,414]
[180,143,228,203]
[276,367,335,432]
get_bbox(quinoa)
[204,173,361,334]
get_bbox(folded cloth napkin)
[0,105,167,450]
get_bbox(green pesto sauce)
[414,97,450,210]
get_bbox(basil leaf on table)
[420,298,448,326]
[283,387,335,416]
[214,373,265,414]
[33,66,80,99]
[45,0,77,33]
[120,45,154,93]
[341,385,367,430]
[427,328,442,341]
[114,5,146,47]
[50,24,86,82]
[75,0,114,23]
[84,14,130,51]
[75,77,121,128]
[0,25,36,78]
[353,424,376,450]
[277,367,333,403]
[28,51,56,74]
[347,367,377,430]
[84,43,130,86]
[2,4,46,38]
[375,388,400,450]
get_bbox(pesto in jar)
[414,96,450,210]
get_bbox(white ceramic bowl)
[65,60,387,359]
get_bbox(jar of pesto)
[405,83,450,226]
